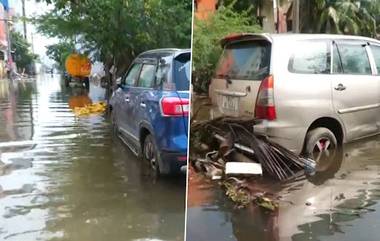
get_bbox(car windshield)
[173,53,190,91]
[216,40,271,80]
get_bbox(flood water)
[187,99,380,241]
[0,75,185,241]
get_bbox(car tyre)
[303,127,337,171]
[84,77,90,90]
[64,77,70,88]
[143,134,161,177]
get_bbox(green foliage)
[11,31,38,71]
[34,0,192,75]
[46,42,75,71]
[192,4,261,93]
[301,0,380,37]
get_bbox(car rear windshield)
[173,53,190,91]
[216,40,271,80]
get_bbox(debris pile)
[190,117,315,210]
[73,101,107,116]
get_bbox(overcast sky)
[12,0,57,67]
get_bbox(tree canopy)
[301,0,380,37]
[34,0,192,75]
[11,31,38,72]
[192,3,261,93]
[46,41,75,71]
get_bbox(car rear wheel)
[303,127,338,171]
[143,134,161,176]
[64,78,70,87]
[84,77,90,90]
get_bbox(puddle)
[0,75,185,241]
[187,96,380,241]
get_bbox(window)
[337,44,371,75]
[288,41,330,74]
[173,53,190,91]
[138,64,156,88]
[370,45,380,74]
[216,40,271,80]
[125,63,142,86]
[333,44,343,74]
[156,59,170,86]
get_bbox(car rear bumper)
[210,107,306,155]
[254,120,306,155]
[160,151,187,174]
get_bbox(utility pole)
[31,32,34,54]
[21,0,27,39]
[273,0,281,33]
[293,0,300,33]
[4,12,12,80]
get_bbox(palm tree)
[301,0,378,37]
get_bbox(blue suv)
[110,49,190,175]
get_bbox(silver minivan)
[209,33,380,160]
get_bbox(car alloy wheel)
[304,127,338,172]
[312,137,335,163]
[144,135,160,175]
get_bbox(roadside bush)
[192,3,261,94]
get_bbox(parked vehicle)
[209,33,380,161]
[110,49,190,175]
[64,73,90,89]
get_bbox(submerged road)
[187,100,380,241]
[0,75,185,241]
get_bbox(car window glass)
[173,53,190,91]
[216,40,271,80]
[125,63,142,86]
[157,59,170,87]
[138,64,156,88]
[288,41,330,74]
[370,45,380,74]
[337,44,371,75]
[333,44,343,74]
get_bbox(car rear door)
[209,38,271,117]
[332,40,380,141]
[129,59,158,139]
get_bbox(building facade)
[0,2,8,78]
[194,0,298,33]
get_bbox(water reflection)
[0,75,185,241]
[68,88,92,109]
[187,133,380,241]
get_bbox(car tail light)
[160,97,189,116]
[177,156,188,161]
[255,75,276,120]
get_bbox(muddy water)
[0,75,185,241]
[187,100,380,241]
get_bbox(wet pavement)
[0,75,185,241]
[187,100,380,241]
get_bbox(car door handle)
[124,97,130,102]
[334,83,346,91]
[140,102,146,108]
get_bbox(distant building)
[0,2,8,78]
[194,0,217,20]
[194,0,298,33]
